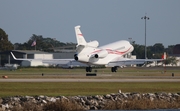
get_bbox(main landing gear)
[86,67,92,72]
[111,66,118,72]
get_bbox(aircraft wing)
[10,52,72,61]
[42,59,88,67]
[107,58,163,67]
[42,59,72,64]
[107,52,166,67]
[10,52,87,67]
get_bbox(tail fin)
[75,25,87,46]
[162,52,167,60]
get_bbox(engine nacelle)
[92,50,108,58]
[74,54,90,62]
[87,41,99,48]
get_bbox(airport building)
[0,50,53,66]
[0,50,76,67]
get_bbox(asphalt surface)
[0,78,180,82]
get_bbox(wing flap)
[107,58,163,67]
[42,59,88,68]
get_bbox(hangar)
[0,50,76,67]
[0,50,53,66]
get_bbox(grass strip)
[0,82,180,97]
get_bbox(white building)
[11,50,53,67]
[21,53,53,66]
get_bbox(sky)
[0,0,180,48]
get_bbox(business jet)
[74,26,167,72]
[11,25,165,72]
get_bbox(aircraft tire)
[111,67,117,72]
[86,67,89,72]
[89,67,92,72]
[111,67,114,72]
[86,67,92,72]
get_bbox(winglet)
[10,52,17,60]
[75,25,87,46]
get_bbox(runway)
[0,78,180,82]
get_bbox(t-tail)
[75,25,87,46]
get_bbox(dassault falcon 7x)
[11,25,165,72]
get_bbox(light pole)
[128,38,132,58]
[141,14,150,60]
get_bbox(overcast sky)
[0,0,179,48]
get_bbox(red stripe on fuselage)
[91,46,132,56]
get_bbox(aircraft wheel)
[89,67,92,72]
[111,67,114,72]
[114,67,117,72]
[86,67,89,72]
[111,67,117,72]
[86,67,92,72]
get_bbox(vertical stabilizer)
[75,25,87,46]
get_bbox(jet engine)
[87,41,99,48]
[74,54,89,62]
[92,50,108,58]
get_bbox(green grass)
[1,67,180,74]
[0,82,180,97]
[0,67,180,78]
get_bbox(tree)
[132,43,145,59]
[165,45,174,55]
[0,28,14,51]
[14,34,76,52]
[163,57,178,66]
[0,28,14,66]
[152,43,164,53]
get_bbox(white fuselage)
[76,40,134,65]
